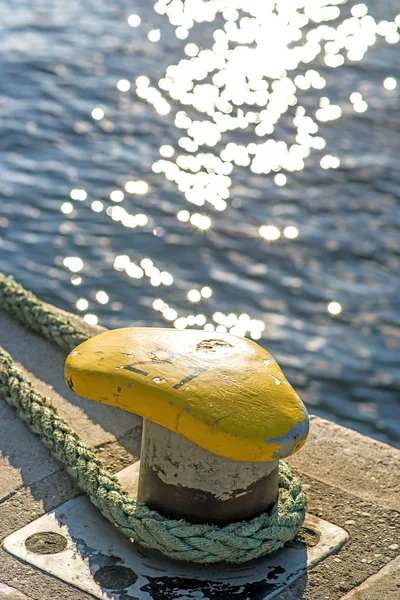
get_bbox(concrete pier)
[0,304,399,599]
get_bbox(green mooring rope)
[0,273,306,564]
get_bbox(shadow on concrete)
[0,310,142,504]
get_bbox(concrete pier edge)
[0,302,399,599]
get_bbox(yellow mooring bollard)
[64,327,309,525]
[0,281,349,598]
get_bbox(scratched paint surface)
[65,328,308,462]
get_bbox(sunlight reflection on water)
[70,0,398,337]
[0,0,399,446]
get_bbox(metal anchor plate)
[3,463,348,600]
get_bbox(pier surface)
[0,305,399,600]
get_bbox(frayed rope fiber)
[0,273,306,563]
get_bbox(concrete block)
[288,415,400,511]
[0,311,141,500]
[0,399,58,502]
[340,556,400,600]
[0,548,93,600]
[0,583,32,599]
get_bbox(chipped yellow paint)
[64,328,308,462]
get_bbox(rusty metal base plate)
[3,464,348,600]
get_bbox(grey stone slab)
[0,469,79,541]
[0,583,32,599]
[288,415,400,511]
[0,548,93,600]
[0,310,141,500]
[340,555,400,600]
[0,398,58,502]
[273,473,399,600]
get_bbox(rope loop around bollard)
[0,274,307,564]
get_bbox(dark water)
[0,0,399,446]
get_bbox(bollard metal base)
[3,461,348,600]
[138,420,279,525]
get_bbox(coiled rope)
[0,273,306,564]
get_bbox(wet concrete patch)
[94,565,138,590]
[140,575,277,600]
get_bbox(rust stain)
[196,339,233,353]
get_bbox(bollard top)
[64,328,308,462]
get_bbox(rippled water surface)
[1,0,399,446]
